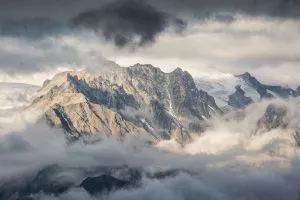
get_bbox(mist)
[0,1,300,199]
[1,98,300,199]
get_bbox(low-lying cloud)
[1,98,300,199]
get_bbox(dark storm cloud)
[1,0,300,44]
[0,0,186,47]
[0,0,300,75]
[2,0,300,19]
[71,0,185,47]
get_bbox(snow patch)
[195,71,261,111]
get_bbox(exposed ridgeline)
[195,71,300,111]
[228,72,300,109]
[228,85,254,109]
[237,72,299,99]
[32,63,222,144]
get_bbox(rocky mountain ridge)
[237,72,299,99]
[31,63,222,144]
[195,71,300,110]
[21,62,300,145]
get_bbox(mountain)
[31,63,222,144]
[228,85,254,109]
[256,104,289,134]
[24,62,300,144]
[0,164,183,200]
[195,72,299,111]
[237,72,298,99]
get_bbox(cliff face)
[228,86,254,109]
[238,72,298,99]
[32,64,222,144]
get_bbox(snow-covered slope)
[195,73,260,111]
[195,72,299,111]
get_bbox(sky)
[0,0,299,87]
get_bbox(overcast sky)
[0,0,299,87]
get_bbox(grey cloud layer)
[2,0,300,19]
[0,0,299,85]
[1,0,300,44]
[71,0,186,47]
[0,0,186,47]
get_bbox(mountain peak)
[171,67,183,73]
[228,85,253,109]
[31,64,222,144]
[237,72,253,79]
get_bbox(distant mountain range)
[13,62,294,144]
[195,71,300,111]
[1,63,300,200]
[1,62,299,144]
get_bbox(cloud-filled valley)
[1,97,300,200]
[1,0,300,199]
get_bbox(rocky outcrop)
[256,104,288,133]
[44,102,145,139]
[228,86,254,109]
[100,64,222,119]
[32,63,222,144]
[168,68,221,120]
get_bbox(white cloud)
[0,15,299,86]
[0,98,300,199]
[112,16,300,87]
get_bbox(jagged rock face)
[237,72,272,99]
[99,64,222,118]
[44,102,145,139]
[194,71,299,112]
[168,68,221,120]
[238,72,298,99]
[228,86,254,109]
[32,64,221,144]
[256,104,288,133]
